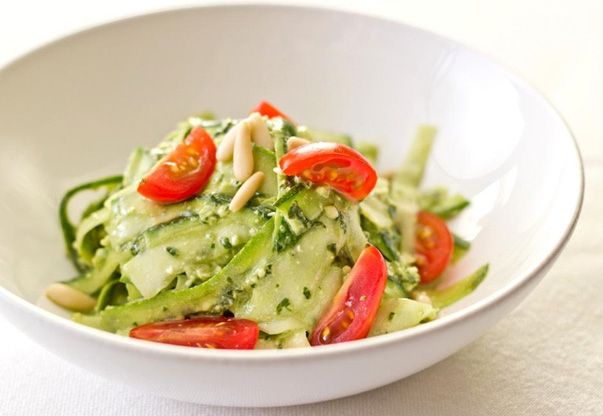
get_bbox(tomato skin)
[250,101,293,122]
[129,317,259,350]
[137,127,216,204]
[279,142,377,200]
[310,245,387,346]
[415,211,454,283]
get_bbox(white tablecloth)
[1,1,601,414]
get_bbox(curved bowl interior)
[0,4,583,407]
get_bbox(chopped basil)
[276,298,291,314]
[287,201,310,227]
[219,237,232,249]
[327,243,337,254]
[303,287,311,299]
[165,247,179,258]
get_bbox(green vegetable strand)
[59,175,123,272]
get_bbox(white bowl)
[0,4,583,407]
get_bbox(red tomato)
[137,127,216,204]
[310,245,387,346]
[250,100,294,122]
[129,317,259,349]
[415,211,454,283]
[279,142,377,200]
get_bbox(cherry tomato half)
[250,100,294,122]
[310,245,387,346]
[415,211,454,283]
[129,317,259,349]
[137,127,216,204]
[279,142,377,200]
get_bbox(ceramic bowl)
[0,4,583,407]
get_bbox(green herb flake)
[388,312,395,321]
[165,246,179,258]
[303,287,311,299]
[224,289,235,303]
[387,204,397,220]
[276,298,291,314]
[337,211,347,233]
[360,295,367,301]
[219,237,233,249]
[250,204,275,219]
[130,242,141,256]
[326,243,337,254]
[208,193,232,205]
[288,201,310,227]
[273,219,301,253]
[162,306,168,312]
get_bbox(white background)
[1,1,602,415]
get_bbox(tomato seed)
[319,306,355,344]
[166,162,180,174]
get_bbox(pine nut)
[216,122,239,161]
[229,172,265,212]
[249,113,274,150]
[233,120,254,182]
[46,283,97,312]
[287,136,311,150]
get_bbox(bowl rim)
[0,2,585,361]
